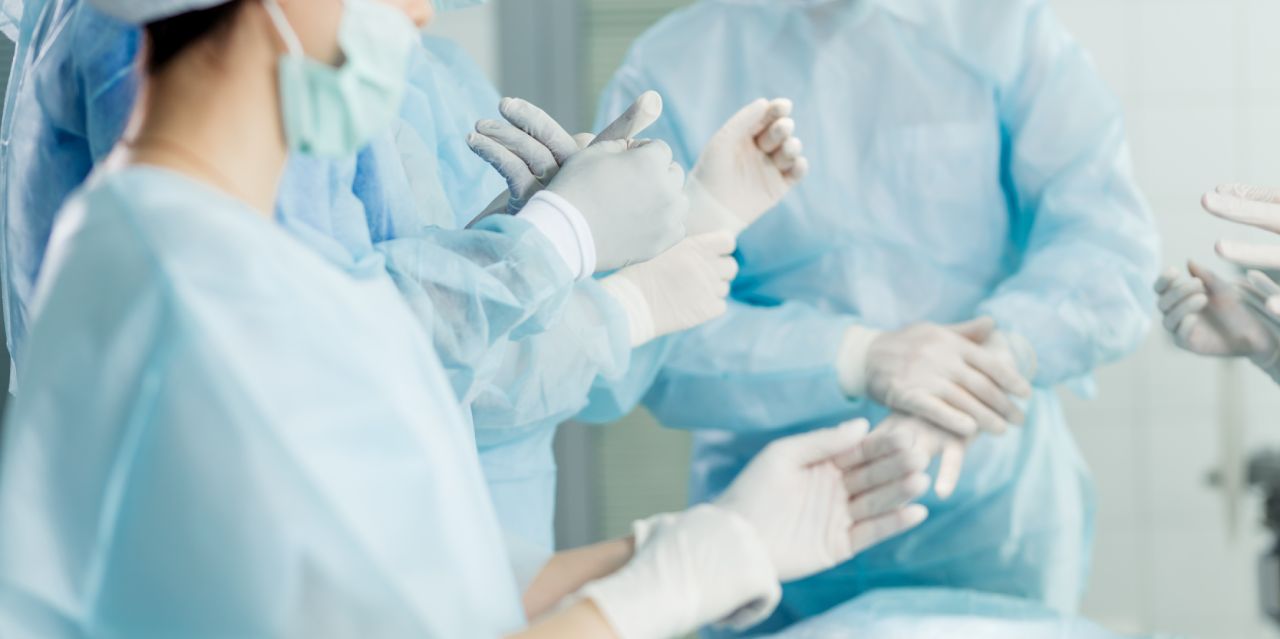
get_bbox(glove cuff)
[685,176,746,236]
[516,190,597,280]
[836,325,882,397]
[600,274,656,347]
[576,505,781,639]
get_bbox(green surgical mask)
[261,0,415,157]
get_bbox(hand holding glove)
[467,93,685,271]
[579,421,929,639]
[600,232,739,347]
[686,98,809,236]
[468,92,663,214]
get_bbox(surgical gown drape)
[594,0,1159,626]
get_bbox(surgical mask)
[261,0,416,157]
[434,0,487,11]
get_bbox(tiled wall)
[1055,1,1280,637]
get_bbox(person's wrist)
[836,325,882,397]
[576,505,781,639]
[685,174,745,236]
[516,190,597,279]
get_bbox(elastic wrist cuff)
[516,190,597,280]
[698,505,783,631]
[836,325,881,397]
[600,275,656,347]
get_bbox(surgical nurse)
[0,0,814,569]
[592,0,1161,632]
[0,0,937,636]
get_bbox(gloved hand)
[467,92,662,214]
[838,318,1033,439]
[538,138,686,271]
[868,413,968,500]
[578,420,929,639]
[599,232,739,347]
[1154,262,1280,370]
[685,98,809,235]
[1240,269,1280,322]
[716,419,931,581]
[1203,183,1280,269]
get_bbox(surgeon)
[584,0,1160,632]
[1156,184,1280,384]
[0,1,935,636]
[0,0,815,572]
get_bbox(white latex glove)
[599,232,738,347]
[1203,183,1280,270]
[1241,269,1280,323]
[868,414,969,500]
[468,92,662,214]
[579,420,929,639]
[716,419,931,582]
[1154,262,1280,371]
[542,139,686,271]
[685,98,809,236]
[838,318,1032,439]
[579,504,781,639]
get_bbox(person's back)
[597,0,1159,628]
[0,166,526,636]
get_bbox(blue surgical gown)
[0,0,634,553]
[0,166,526,637]
[595,0,1160,628]
[768,588,1153,639]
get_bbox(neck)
[130,14,287,218]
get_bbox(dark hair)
[144,0,246,74]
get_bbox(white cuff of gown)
[836,325,882,397]
[516,190,597,280]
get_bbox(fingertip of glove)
[903,504,929,526]
[768,97,793,117]
[841,418,871,440]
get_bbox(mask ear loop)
[260,0,305,57]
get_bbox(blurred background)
[0,0,1271,637]
[422,1,1280,637]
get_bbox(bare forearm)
[506,600,619,639]
[523,537,635,620]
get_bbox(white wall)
[422,3,500,81]
[1054,1,1280,636]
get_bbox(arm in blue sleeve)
[470,278,632,433]
[356,57,583,407]
[978,3,1160,386]
[376,213,578,404]
[620,300,864,432]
